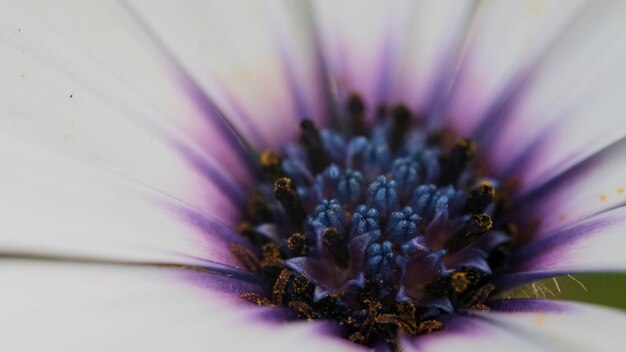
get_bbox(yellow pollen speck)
[533,314,547,326]
[600,194,608,202]
[451,272,470,293]
[618,187,625,195]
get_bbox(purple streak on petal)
[303,0,344,128]
[468,4,590,144]
[511,216,612,270]
[173,141,246,208]
[513,135,626,210]
[180,261,264,293]
[425,0,482,126]
[487,299,566,313]
[122,2,258,175]
[170,205,256,267]
[273,36,315,123]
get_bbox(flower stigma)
[234,94,516,349]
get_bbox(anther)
[240,293,272,306]
[465,283,496,308]
[287,232,308,256]
[444,212,493,253]
[272,269,292,305]
[259,150,283,180]
[441,138,475,185]
[229,244,260,272]
[288,301,315,320]
[450,272,470,293]
[274,177,307,226]
[323,227,350,269]
[300,119,330,173]
[465,182,495,213]
[260,242,283,269]
[347,94,367,136]
[417,320,443,334]
[390,105,411,151]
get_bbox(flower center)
[234,95,515,349]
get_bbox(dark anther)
[287,232,308,256]
[248,192,273,224]
[260,242,283,270]
[291,275,312,295]
[272,269,292,305]
[465,181,495,213]
[464,283,496,308]
[314,296,350,321]
[259,150,283,180]
[322,227,350,269]
[451,267,487,294]
[389,105,411,151]
[299,119,330,173]
[417,320,443,334]
[487,242,511,273]
[444,212,493,253]
[288,301,315,320]
[240,292,272,306]
[347,94,367,136]
[229,244,260,272]
[440,138,476,185]
[274,177,307,226]
[237,221,270,247]
[450,272,470,293]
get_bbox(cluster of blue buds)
[236,95,513,349]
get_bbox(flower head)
[3,0,626,351]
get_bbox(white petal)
[125,0,316,147]
[508,206,626,278]
[0,262,359,352]
[472,1,626,190]
[444,0,587,135]
[0,136,244,266]
[409,300,626,351]
[312,0,408,114]
[0,1,245,221]
[405,315,542,351]
[479,300,626,352]
[513,137,626,237]
[396,0,477,116]
[11,0,258,181]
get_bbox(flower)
[2,0,626,351]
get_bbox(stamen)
[240,293,272,306]
[260,243,283,269]
[322,227,350,269]
[465,181,495,213]
[259,150,283,180]
[417,320,443,334]
[347,94,367,136]
[444,212,493,253]
[450,272,470,293]
[389,105,411,151]
[272,269,292,305]
[300,119,330,173]
[288,301,315,320]
[441,138,475,185]
[287,232,308,256]
[274,177,307,226]
[465,283,496,308]
[229,244,260,272]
